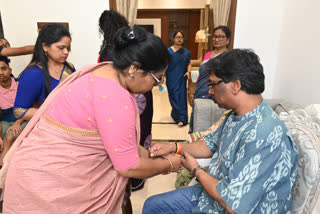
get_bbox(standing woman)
[13,23,75,121]
[189,26,231,133]
[166,31,191,127]
[194,26,231,100]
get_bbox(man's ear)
[231,80,241,94]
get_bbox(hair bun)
[114,25,147,49]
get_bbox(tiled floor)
[130,173,177,213]
[152,86,191,141]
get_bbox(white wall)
[233,0,286,99]
[138,0,207,9]
[273,0,320,105]
[1,0,108,76]
[234,0,319,105]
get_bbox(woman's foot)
[178,122,184,127]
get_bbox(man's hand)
[149,143,176,158]
[181,152,199,172]
[6,121,22,136]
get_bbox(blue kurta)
[14,64,74,119]
[192,100,298,213]
[166,47,191,125]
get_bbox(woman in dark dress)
[166,31,191,126]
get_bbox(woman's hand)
[181,152,199,172]
[184,71,190,80]
[163,153,182,172]
[149,143,176,158]
[6,121,22,136]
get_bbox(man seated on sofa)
[143,49,299,214]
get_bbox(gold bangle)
[163,157,174,173]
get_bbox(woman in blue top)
[14,23,75,120]
[166,31,191,126]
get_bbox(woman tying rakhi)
[1,26,181,214]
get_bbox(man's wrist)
[192,165,206,177]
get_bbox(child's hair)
[0,55,11,65]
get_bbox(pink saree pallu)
[0,62,138,214]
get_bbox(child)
[0,55,27,165]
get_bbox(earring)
[128,70,134,77]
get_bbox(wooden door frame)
[137,9,170,47]
[109,0,117,10]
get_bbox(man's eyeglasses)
[208,80,223,91]
[212,35,226,40]
[150,73,163,86]
[175,36,183,39]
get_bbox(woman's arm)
[14,67,43,120]
[118,146,181,179]
[14,108,38,121]
[0,46,34,57]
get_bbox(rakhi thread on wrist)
[175,142,182,155]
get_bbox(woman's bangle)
[162,157,174,174]
[175,142,182,155]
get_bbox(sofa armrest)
[193,99,225,132]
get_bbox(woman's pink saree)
[0,62,139,213]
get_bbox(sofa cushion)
[275,101,305,115]
[279,107,320,214]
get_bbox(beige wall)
[138,0,207,9]
[235,0,319,105]
[272,0,320,105]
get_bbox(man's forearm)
[181,140,213,158]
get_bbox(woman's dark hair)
[213,26,231,39]
[172,31,184,39]
[112,25,169,75]
[205,49,265,94]
[23,23,72,96]
[99,10,128,56]
[0,55,10,65]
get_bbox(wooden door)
[137,9,200,60]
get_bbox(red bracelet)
[175,142,182,155]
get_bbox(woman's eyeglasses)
[150,73,163,86]
[212,35,226,40]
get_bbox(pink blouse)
[46,73,140,171]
